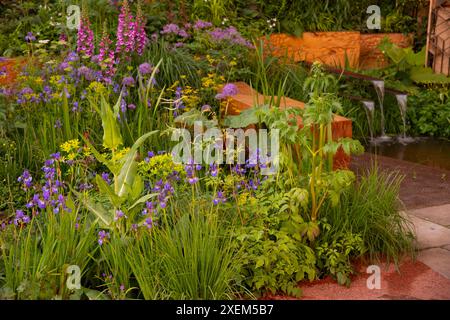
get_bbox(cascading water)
[395,94,408,138]
[371,80,391,141]
[395,94,415,144]
[361,100,375,142]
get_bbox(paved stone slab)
[418,248,450,279]
[409,215,450,249]
[409,204,450,227]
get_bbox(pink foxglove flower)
[76,12,94,57]
[116,0,135,56]
[98,24,116,77]
[135,4,148,55]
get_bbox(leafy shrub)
[315,231,365,286]
[407,89,450,138]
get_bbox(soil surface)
[265,259,450,300]
[350,153,450,210]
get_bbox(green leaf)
[100,94,123,150]
[80,135,117,175]
[95,174,122,208]
[410,66,450,84]
[255,257,265,268]
[73,190,112,228]
[129,174,144,202]
[62,89,72,140]
[83,288,110,300]
[128,193,158,211]
[223,106,266,128]
[116,131,158,197]
[174,109,218,128]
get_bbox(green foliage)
[226,0,424,37]
[78,95,159,229]
[0,204,97,299]
[128,211,240,300]
[407,89,450,138]
[378,37,450,85]
[322,167,416,264]
[232,182,316,298]
[315,231,365,286]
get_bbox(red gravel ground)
[266,259,450,300]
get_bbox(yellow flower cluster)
[60,139,91,160]
[201,73,225,89]
[88,81,107,95]
[138,153,185,182]
[168,81,200,111]
[110,147,130,163]
[60,139,81,160]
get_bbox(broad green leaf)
[95,174,122,208]
[100,94,123,150]
[83,288,110,300]
[128,193,158,211]
[410,66,450,84]
[405,46,426,66]
[174,109,218,128]
[73,190,112,227]
[129,174,144,202]
[224,107,260,128]
[116,131,158,197]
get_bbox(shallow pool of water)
[365,137,450,171]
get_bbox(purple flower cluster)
[208,26,253,48]
[21,156,69,215]
[98,230,110,245]
[138,62,153,75]
[173,86,185,117]
[160,23,190,39]
[14,210,31,226]
[152,179,174,209]
[101,172,111,184]
[16,87,38,104]
[185,159,202,185]
[25,32,36,42]
[209,164,218,177]
[17,170,33,190]
[122,76,135,87]
[76,15,95,57]
[213,191,226,205]
[0,66,7,77]
[144,151,155,163]
[215,83,238,100]
[193,20,213,30]
[114,209,127,221]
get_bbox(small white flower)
[38,39,50,44]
